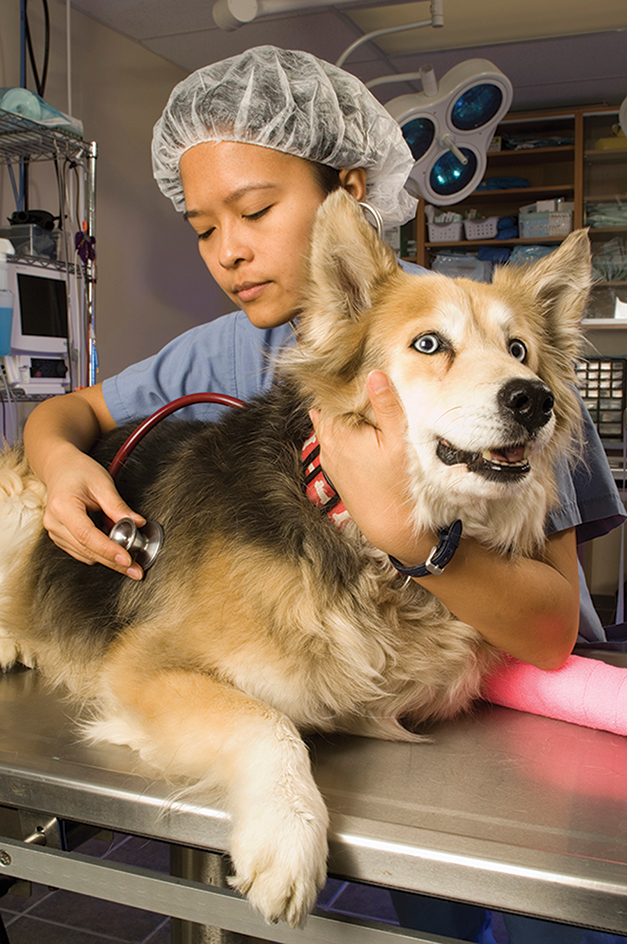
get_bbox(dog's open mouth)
[437,438,531,480]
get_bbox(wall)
[0,0,233,380]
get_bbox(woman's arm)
[23,384,145,578]
[311,371,580,670]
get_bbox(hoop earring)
[358,201,383,239]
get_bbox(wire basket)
[463,217,499,240]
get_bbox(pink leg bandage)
[483,654,627,736]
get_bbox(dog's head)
[281,189,590,551]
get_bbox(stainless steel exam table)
[0,659,625,944]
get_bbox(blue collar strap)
[389,519,463,578]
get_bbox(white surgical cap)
[152,45,417,228]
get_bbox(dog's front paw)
[0,633,33,671]
[229,787,329,927]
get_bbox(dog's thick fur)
[0,190,590,925]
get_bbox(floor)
[0,829,510,943]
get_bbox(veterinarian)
[21,46,626,944]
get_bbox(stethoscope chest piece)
[108,517,164,571]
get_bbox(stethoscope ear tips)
[108,517,164,571]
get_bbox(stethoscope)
[107,392,245,571]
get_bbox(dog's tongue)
[491,445,525,464]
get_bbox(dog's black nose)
[498,378,555,431]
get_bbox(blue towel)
[477,177,530,191]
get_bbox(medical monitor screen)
[17,273,68,338]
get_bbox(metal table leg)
[170,848,269,944]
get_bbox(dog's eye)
[508,339,527,362]
[412,333,443,355]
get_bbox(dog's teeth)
[443,440,531,475]
[482,444,530,467]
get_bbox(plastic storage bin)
[431,253,493,283]
[463,216,499,240]
[518,207,573,239]
[0,225,60,259]
[428,220,463,242]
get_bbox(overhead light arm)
[366,65,438,95]
[336,0,443,68]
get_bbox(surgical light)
[385,59,513,206]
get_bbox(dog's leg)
[97,649,329,927]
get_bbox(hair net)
[152,45,417,227]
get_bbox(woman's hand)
[310,370,436,564]
[23,385,146,579]
[41,445,146,579]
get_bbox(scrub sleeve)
[103,311,294,424]
[548,401,626,643]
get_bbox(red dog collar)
[302,432,350,529]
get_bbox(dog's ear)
[306,189,399,322]
[493,229,591,361]
[280,189,400,414]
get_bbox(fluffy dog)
[0,189,590,925]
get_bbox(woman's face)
[180,141,331,329]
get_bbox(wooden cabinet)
[409,105,627,327]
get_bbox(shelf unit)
[0,107,97,387]
[409,104,627,327]
[582,109,627,326]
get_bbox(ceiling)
[70,0,627,111]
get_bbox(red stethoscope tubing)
[107,392,246,479]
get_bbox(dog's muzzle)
[436,378,554,483]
